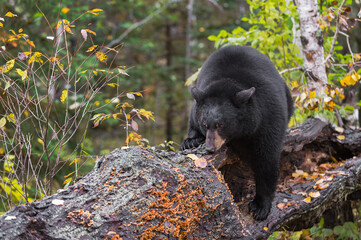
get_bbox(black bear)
[181,45,293,220]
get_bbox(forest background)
[1,0,361,238]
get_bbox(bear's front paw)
[180,137,204,150]
[180,138,194,150]
[249,197,271,221]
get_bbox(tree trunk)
[1,118,361,239]
[294,0,328,94]
[165,18,174,142]
[181,0,195,143]
[185,0,194,80]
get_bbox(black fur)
[181,45,293,220]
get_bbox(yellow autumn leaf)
[355,54,361,61]
[63,19,70,25]
[5,12,17,17]
[64,172,74,178]
[55,20,62,30]
[26,39,35,48]
[95,52,107,63]
[69,158,80,166]
[303,196,311,203]
[93,70,97,76]
[340,71,359,87]
[185,68,201,86]
[4,59,15,73]
[64,26,73,34]
[86,45,98,52]
[121,102,132,110]
[291,81,299,88]
[28,52,43,64]
[352,71,360,82]
[0,22,3,28]
[129,92,143,97]
[88,8,103,15]
[126,114,131,120]
[60,90,68,103]
[0,117,6,128]
[15,68,28,80]
[61,8,70,14]
[309,89,316,98]
[85,29,96,36]
[263,227,269,231]
[337,135,345,140]
[37,138,44,146]
[107,83,118,87]
[324,98,336,111]
[7,113,16,123]
[63,177,72,185]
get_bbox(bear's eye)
[203,123,208,129]
[216,123,223,129]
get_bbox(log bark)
[1,117,361,240]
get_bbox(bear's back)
[197,45,284,92]
[196,45,292,122]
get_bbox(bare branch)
[279,66,303,75]
[324,0,347,64]
[105,5,168,49]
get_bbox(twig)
[105,5,168,49]
[325,0,347,64]
[339,31,355,64]
[204,0,224,12]
[279,66,302,75]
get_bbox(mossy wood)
[1,118,361,239]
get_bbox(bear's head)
[191,86,258,153]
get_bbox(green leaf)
[286,17,293,30]
[208,35,218,41]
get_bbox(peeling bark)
[1,118,361,239]
[294,0,328,93]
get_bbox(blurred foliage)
[0,3,154,212]
[0,0,244,212]
[0,1,361,237]
[208,0,361,127]
[268,216,361,240]
[208,0,302,74]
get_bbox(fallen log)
[0,117,361,239]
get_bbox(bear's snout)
[205,130,225,153]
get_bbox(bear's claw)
[249,197,271,221]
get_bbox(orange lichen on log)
[136,173,208,239]
[104,231,123,240]
[67,209,94,227]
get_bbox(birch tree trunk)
[294,0,327,94]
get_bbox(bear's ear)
[191,87,205,103]
[235,87,255,106]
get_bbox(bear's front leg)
[249,145,280,220]
[180,127,205,150]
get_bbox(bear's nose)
[205,142,216,153]
[205,146,215,153]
